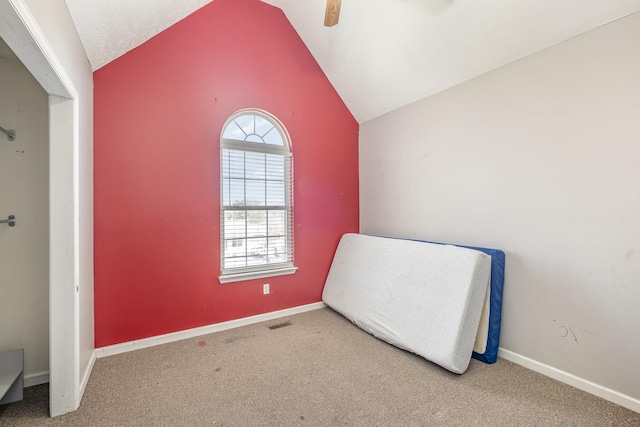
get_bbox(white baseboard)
[23,350,96,394]
[498,348,640,414]
[96,302,327,358]
[24,371,49,387]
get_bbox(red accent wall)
[93,0,359,347]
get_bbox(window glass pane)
[247,210,267,237]
[224,239,246,259]
[267,236,287,263]
[266,154,285,179]
[222,151,230,178]
[255,116,273,137]
[224,211,246,238]
[234,115,254,137]
[266,181,285,206]
[222,121,246,141]
[247,257,265,267]
[246,180,266,206]
[267,210,286,236]
[247,237,268,266]
[224,256,247,269]
[245,152,266,180]
[222,178,230,206]
[228,151,245,179]
[228,179,245,206]
[263,130,283,146]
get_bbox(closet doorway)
[0,0,87,416]
[0,36,50,390]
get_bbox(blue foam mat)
[461,245,505,364]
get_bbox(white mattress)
[322,234,492,374]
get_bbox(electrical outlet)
[263,283,270,295]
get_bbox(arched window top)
[221,110,290,152]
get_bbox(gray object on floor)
[0,348,23,406]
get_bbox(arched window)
[219,110,297,283]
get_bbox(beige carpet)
[1,307,639,426]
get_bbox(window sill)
[218,266,298,284]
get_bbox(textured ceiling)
[65,0,640,123]
[65,0,213,71]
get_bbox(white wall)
[360,11,640,410]
[0,47,49,382]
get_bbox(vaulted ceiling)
[64,0,640,122]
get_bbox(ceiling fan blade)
[324,0,342,27]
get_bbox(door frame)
[0,0,83,416]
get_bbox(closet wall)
[0,37,49,383]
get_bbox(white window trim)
[219,265,298,284]
[218,109,296,284]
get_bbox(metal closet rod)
[0,215,16,227]
[1,126,16,141]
